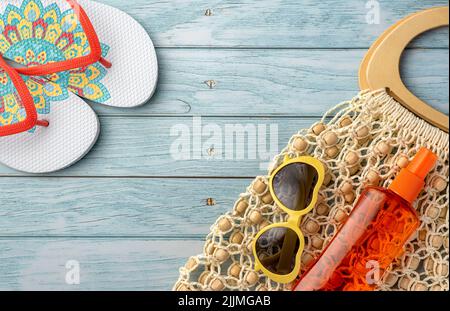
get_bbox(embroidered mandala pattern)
[0,70,26,127]
[0,69,66,128]
[0,0,111,124]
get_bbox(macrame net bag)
[174,90,449,291]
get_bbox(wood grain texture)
[0,117,317,176]
[92,48,449,117]
[0,178,249,236]
[95,0,449,48]
[0,239,202,291]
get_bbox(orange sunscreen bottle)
[294,148,438,291]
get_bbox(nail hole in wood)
[204,80,217,89]
[206,198,217,206]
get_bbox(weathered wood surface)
[97,0,449,48]
[0,239,203,291]
[91,49,449,117]
[0,117,319,176]
[0,178,249,236]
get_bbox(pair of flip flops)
[0,0,158,173]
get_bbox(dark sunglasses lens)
[255,227,300,275]
[272,163,319,211]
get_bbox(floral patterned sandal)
[0,54,99,173]
[0,0,158,108]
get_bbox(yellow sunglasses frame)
[253,156,325,284]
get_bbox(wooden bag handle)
[363,6,449,132]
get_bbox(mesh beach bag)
[173,7,449,291]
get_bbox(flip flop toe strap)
[0,55,48,137]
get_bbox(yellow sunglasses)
[253,156,325,284]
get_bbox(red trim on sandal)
[100,57,113,69]
[0,55,38,137]
[15,0,106,76]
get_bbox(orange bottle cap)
[389,148,438,204]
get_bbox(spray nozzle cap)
[389,148,438,204]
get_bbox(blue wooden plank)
[96,0,449,48]
[1,111,448,177]
[92,48,449,116]
[0,238,202,291]
[0,178,250,236]
[0,117,317,176]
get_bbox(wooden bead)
[229,263,242,278]
[198,271,209,285]
[253,180,267,194]
[433,177,447,192]
[376,141,391,156]
[426,206,440,219]
[293,138,308,152]
[214,248,230,262]
[344,192,355,203]
[301,253,314,267]
[230,231,244,244]
[206,242,216,255]
[440,206,448,219]
[430,284,443,291]
[413,282,428,291]
[235,200,249,216]
[399,276,412,290]
[185,257,198,270]
[317,193,325,203]
[261,192,274,204]
[316,203,329,216]
[246,271,260,286]
[397,155,409,168]
[259,220,271,230]
[418,229,428,241]
[323,173,332,186]
[334,210,348,223]
[323,132,338,146]
[176,283,190,291]
[348,165,360,175]
[218,218,232,232]
[340,181,353,194]
[430,235,443,249]
[366,170,380,185]
[326,146,339,159]
[406,256,420,270]
[437,262,449,276]
[357,136,370,145]
[311,237,324,249]
[305,220,320,234]
[345,152,359,166]
[356,126,370,139]
[312,123,326,135]
[384,272,398,287]
[249,211,264,225]
[340,117,352,128]
[211,278,225,291]
[424,257,435,273]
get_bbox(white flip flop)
[0,55,99,173]
[1,0,158,108]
